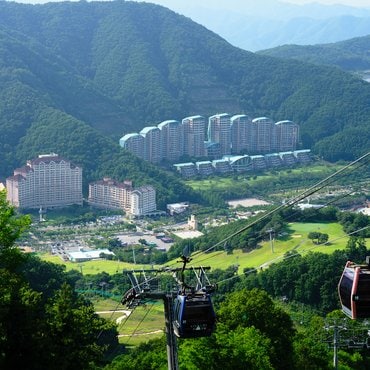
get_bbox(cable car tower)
[121,257,216,370]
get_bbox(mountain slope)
[258,35,370,72]
[0,0,368,177]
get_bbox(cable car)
[338,260,370,319]
[173,291,216,338]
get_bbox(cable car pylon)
[121,259,216,370]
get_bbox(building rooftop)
[140,126,160,135]
[157,120,180,129]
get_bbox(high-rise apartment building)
[6,153,82,209]
[274,120,299,151]
[208,113,231,156]
[182,115,206,157]
[231,114,251,154]
[88,178,133,210]
[119,114,299,163]
[130,185,157,217]
[140,127,162,163]
[119,133,145,160]
[251,117,274,153]
[158,120,184,161]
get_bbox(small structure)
[68,249,115,262]
[167,202,189,215]
[188,215,198,231]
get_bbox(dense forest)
[0,0,369,191]
[259,34,370,72]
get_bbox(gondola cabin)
[173,293,216,338]
[338,260,370,319]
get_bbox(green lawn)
[183,222,352,273]
[185,164,341,193]
[95,299,165,346]
[45,220,364,348]
[39,221,357,276]
[40,254,155,274]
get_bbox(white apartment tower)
[140,127,162,163]
[119,133,145,160]
[231,114,251,154]
[158,120,184,161]
[208,113,231,156]
[251,117,274,153]
[88,178,133,210]
[274,120,299,151]
[130,185,156,217]
[6,153,82,209]
[182,115,206,157]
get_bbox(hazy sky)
[285,0,370,5]
[10,0,370,7]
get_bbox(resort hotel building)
[6,153,83,209]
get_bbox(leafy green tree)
[0,194,118,369]
[218,289,295,370]
[0,190,31,250]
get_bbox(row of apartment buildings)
[119,114,299,163]
[6,154,156,216]
[174,150,312,178]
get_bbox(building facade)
[140,127,162,163]
[208,113,231,156]
[130,185,157,217]
[182,115,206,157]
[274,120,299,152]
[231,114,251,154]
[119,113,299,163]
[6,153,82,209]
[158,120,184,162]
[88,178,133,210]
[119,133,145,160]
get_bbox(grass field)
[40,254,155,274]
[183,222,351,272]
[94,298,165,346]
[44,220,365,347]
[185,164,341,193]
[40,222,355,275]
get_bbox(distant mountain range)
[259,35,370,72]
[0,1,369,195]
[142,0,370,51]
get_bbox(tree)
[0,194,118,369]
[218,289,295,370]
[0,190,31,250]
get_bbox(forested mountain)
[0,0,369,191]
[259,35,370,72]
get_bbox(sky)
[9,0,370,7]
[285,0,370,5]
[284,0,370,4]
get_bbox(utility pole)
[266,228,274,253]
[132,245,136,264]
[324,320,347,370]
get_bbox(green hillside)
[0,0,369,183]
[258,35,370,72]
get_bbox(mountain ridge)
[0,1,368,182]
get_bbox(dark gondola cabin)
[338,260,370,319]
[173,293,216,338]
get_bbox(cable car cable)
[212,225,370,288]
[126,302,155,343]
[187,153,369,264]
